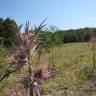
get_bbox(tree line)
[55,28,91,43]
[44,27,91,47]
[0,17,93,48]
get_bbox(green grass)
[41,42,94,90]
[0,42,95,96]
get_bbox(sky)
[0,0,96,30]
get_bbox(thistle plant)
[0,19,47,96]
[90,28,96,73]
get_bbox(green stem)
[27,49,33,96]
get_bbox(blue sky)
[0,0,96,30]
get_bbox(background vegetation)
[0,17,96,96]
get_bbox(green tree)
[3,17,19,47]
[0,18,4,39]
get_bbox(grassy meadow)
[0,42,95,96]
[41,42,93,88]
